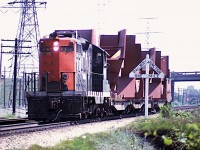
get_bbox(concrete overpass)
[170,71,200,101]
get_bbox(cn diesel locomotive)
[26,30,171,121]
[27,30,111,121]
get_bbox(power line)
[136,17,161,50]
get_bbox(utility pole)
[12,38,18,114]
[3,67,6,108]
[1,39,30,114]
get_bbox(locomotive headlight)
[53,41,59,52]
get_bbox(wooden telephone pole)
[1,39,30,114]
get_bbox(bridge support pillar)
[171,81,175,102]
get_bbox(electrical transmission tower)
[9,0,46,75]
[0,0,46,112]
[97,0,110,34]
[137,17,160,51]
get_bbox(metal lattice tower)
[11,0,46,75]
[17,0,39,73]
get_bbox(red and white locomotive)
[27,30,111,121]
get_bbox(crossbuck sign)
[129,54,165,118]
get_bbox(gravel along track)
[0,115,157,150]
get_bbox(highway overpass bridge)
[170,71,200,101]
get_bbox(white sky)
[1,0,200,88]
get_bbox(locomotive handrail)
[90,72,104,76]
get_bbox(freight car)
[26,29,171,122]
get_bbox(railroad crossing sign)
[129,54,165,78]
[129,54,165,118]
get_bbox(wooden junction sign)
[129,54,165,118]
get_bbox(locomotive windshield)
[60,46,74,52]
[40,45,51,52]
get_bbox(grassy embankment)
[129,105,200,149]
[26,106,200,150]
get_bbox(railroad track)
[172,104,200,111]
[0,121,74,136]
[0,113,145,136]
[0,118,28,125]
[1,104,198,136]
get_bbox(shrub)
[160,104,172,118]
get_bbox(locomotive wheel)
[109,106,118,115]
[95,108,101,118]
[81,112,90,119]
[124,105,135,114]
[94,108,105,118]
[87,112,93,119]
[154,104,160,112]
[103,111,108,117]
[42,119,49,123]
[140,104,145,113]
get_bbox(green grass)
[3,113,16,119]
[27,130,154,150]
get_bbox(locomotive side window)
[96,52,102,64]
